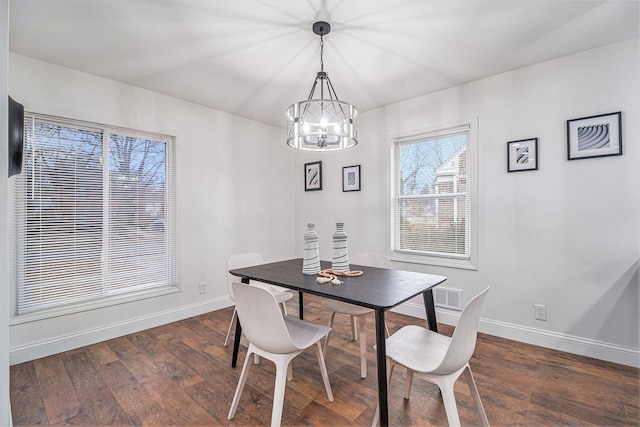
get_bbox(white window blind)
[392,125,471,261]
[14,113,176,315]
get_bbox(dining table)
[228,258,447,427]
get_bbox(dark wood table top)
[229,258,447,310]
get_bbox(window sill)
[391,252,477,271]
[11,285,180,325]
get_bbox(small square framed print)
[342,165,361,192]
[304,161,322,191]
[567,111,622,160]
[507,138,538,172]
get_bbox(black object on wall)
[8,95,24,177]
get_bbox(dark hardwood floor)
[10,293,639,426]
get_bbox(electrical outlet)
[199,282,207,294]
[534,304,547,321]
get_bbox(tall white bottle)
[332,222,350,272]
[302,223,321,275]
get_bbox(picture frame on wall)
[342,165,361,192]
[567,111,622,161]
[507,138,538,172]
[304,161,322,191]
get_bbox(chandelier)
[286,21,358,151]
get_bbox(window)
[391,120,477,269]
[13,113,177,315]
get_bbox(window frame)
[11,112,178,321]
[390,118,478,270]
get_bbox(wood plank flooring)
[10,293,639,426]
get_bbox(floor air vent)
[434,287,463,311]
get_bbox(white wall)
[8,53,297,364]
[295,39,640,366]
[6,39,639,368]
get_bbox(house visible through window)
[13,113,177,315]
[392,121,477,269]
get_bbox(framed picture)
[567,111,622,160]
[304,161,322,191]
[507,138,538,172]
[342,165,361,192]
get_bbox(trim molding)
[392,301,639,368]
[10,297,232,365]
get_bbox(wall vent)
[434,287,463,311]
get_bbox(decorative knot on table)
[316,269,363,285]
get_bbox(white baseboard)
[391,301,640,368]
[10,297,232,365]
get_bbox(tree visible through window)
[393,124,472,261]
[14,113,176,314]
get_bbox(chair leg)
[314,341,334,401]
[350,315,358,340]
[224,307,237,347]
[280,301,288,316]
[463,366,489,427]
[438,380,462,427]
[287,362,293,381]
[271,359,289,427]
[404,368,414,400]
[371,405,379,427]
[228,347,254,420]
[356,314,367,378]
[323,312,337,357]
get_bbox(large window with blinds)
[392,120,477,269]
[13,113,177,315]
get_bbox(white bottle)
[302,223,321,275]
[331,222,349,272]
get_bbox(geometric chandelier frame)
[286,21,358,151]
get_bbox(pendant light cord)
[320,34,324,72]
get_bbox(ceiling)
[8,0,639,128]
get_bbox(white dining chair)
[224,252,293,347]
[372,286,490,427]
[322,253,391,378]
[228,282,334,427]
